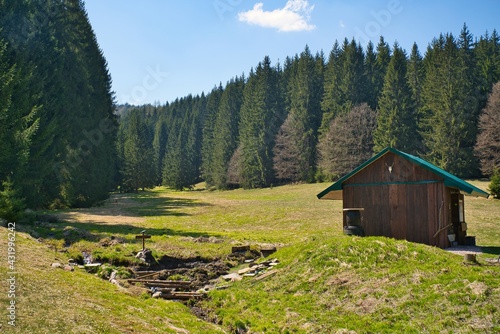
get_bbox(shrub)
[488,168,500,199]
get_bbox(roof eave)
[317,147,490,199]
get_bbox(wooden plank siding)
[318,148,488,248]
[342,152,451,248]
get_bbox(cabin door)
[450,193,466,245]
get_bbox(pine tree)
[374,42,419,154]
[456,24,481,175]
[475,30,500,115]
[47,1,118,207]
[281,56,298,112]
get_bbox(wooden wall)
[342,152,451,248]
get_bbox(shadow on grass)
[128,196,212,217]
[481,246,500,255]
[48,192,212,221]
[28,191,219,244]
[27,219,224,246]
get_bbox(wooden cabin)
[317,147,489,248]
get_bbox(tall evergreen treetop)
[374,42,419,154]
[239,56,284,188]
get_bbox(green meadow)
[1,181,499,333]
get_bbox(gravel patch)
[445,246,484,256]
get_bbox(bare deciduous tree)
[318,103,377,180]
[272,113,311,182]
[475,82,500,176]
[226,145,243,188]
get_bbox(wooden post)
[135,231,151,251]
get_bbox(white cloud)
[238,0,316,32]
[339,20,345,29]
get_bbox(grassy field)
[1,181,499,333]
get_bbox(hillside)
[0,228,223,333]
[206,236,499,333]
[1,182,499,333]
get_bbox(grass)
[464,180,500,248]
[1,181,499,333]
[0,229,223,333]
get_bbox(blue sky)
[84,0,500,105]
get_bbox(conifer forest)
[1,1,500,217]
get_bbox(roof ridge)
[317,147,489,199]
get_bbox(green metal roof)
[317,147,490,199]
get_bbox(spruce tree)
[0,178,25,223]
[162,114,183,189]
[373,36,391,107]
[319,40,342,135]
[122,109,156,192]
[1,0,117,207]
[162,96,201,190]
[421,31,479,177]
[339,39,366,112]
[152,113,169,185]
[273,46,323,182]
[456,24,481,175]
[0,38,38,220]
[238,57,284,188]
[407,42,424,114]
[364,41,378,109]
[374,42,419,154]
[190,94,205,184]
[211,76,244,189]
[319,39,365,135]
[201,85,223,186]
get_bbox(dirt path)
[54,193,145,225]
